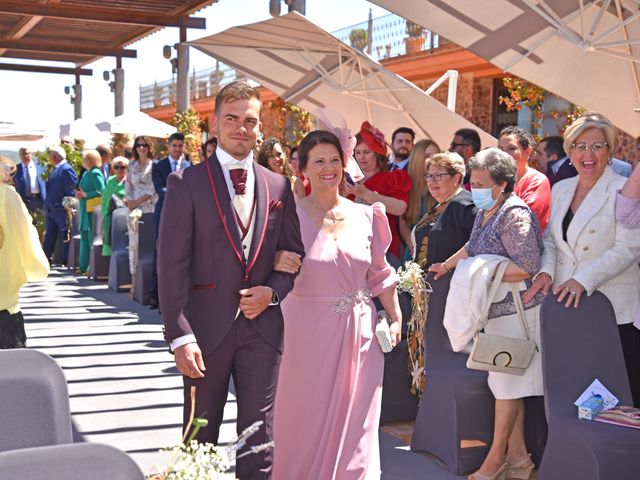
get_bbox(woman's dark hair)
[297,130,345,173]
[132,135,155,161]
[355,133,389,172]
[258,137,295,177]
[201,137,217,158]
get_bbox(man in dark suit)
[43,145,78,264]
[14,147,46,216]
[96,144,113,180]
[537,135,577,187]
[150,132,188,310]
[158,82,304,479]
[389,126,415,171]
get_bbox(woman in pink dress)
[272,130,403,479]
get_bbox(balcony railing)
[140,13,442,111]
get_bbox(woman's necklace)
[310,198,344,223]
[483,193,505,220]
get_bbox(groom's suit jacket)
[158,153,304,356]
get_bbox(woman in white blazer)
[525,112,640,407]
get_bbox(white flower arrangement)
[128,208,143,232]
[148,387,273,480]
[396,261,431,296]
[62,196,79,213]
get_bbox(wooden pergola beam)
[0,1,206,29]
[0,62,92,75]
[0,38,137,58]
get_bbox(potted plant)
[349,28,368,51]
[405,21,425,54]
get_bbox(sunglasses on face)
[135,144,149,148]
[113,165,127,170]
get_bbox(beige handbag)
[466,261,537,376]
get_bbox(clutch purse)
[466,261,537,376]
[375,310,393,353]
[85,195,102,213]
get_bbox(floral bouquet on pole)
[396,261,432,397]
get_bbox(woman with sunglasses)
[101,156,128,256]
[525,112,640,408]
[124,136,157,296]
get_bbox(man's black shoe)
[148,299,159,310]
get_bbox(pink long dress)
[273,202,398,480]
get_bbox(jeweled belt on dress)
[330,289,372,313]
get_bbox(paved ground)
[20,267,462,479]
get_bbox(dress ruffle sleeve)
[366,203,399,297]
[384,169,412,202]
[616,192,640,228]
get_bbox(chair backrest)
[423,272,470,371]
[110,208,130,251]
[92,207,103,241]
[0,443,144,480]
[136,212,155,260]
[0,350,72,452]
[540,291,633,422]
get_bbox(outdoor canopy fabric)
[188,12,497,149]
[370,0,640,136]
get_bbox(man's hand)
[274,250,302,274]
[239,286,272,319]
[174,343,206,379]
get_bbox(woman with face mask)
[429,147,544,480]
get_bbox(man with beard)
[389,127,415,171]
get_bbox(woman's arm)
[428,244,469,279]
[398,217,414,256]
[620,163,640,199]
[344,181,407,215]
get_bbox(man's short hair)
[96,144,111,157]
[214,81,261,117]
[392,127,416,143]
[500,125,535,150]
[540,135,565,159]
[168,132,185,144]
[454,128,481,153]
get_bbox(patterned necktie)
[229,169,248,195]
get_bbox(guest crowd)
[2,80,639,480]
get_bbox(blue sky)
[0,0,390,138]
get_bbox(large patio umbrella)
[188,12,496,148]
[106,111,177,138]
[0,122,45,141]
[369,0,640,135]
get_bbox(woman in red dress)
[344,122,412,259]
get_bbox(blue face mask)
[471,186,498,210]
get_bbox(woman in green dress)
[101,156,128,256]
[75,150,105,274]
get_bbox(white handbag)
[466,261,537,376]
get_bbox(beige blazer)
[540,167,640,325]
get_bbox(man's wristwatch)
[270,290,280,306]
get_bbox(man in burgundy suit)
[158,81,304,479]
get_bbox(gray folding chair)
[379,253,419,423]
[538,291,640,480]
[89,207,110,280]
[108,207,131,292]
[133,213,154,305]
[0,443,144,480]
[66,212,80,269]
[410,273,495,475]
[0,349,72,453]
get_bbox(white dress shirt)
[23,161,39,194]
